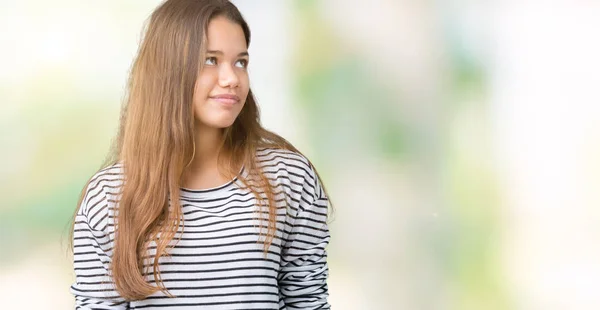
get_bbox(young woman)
[69,0,331,309]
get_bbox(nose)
[218,63,239,89]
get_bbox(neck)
[187,124,228,173]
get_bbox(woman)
[69,0,331,309]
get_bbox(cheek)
[193,76,212,102]
[192,79,208,121]
[240,75,250,100]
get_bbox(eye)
[204,57,217,66]
[235,59,248,68]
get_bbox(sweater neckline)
[179,165,247,199]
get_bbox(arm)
[70,180,129,309]
[278,167,331,309]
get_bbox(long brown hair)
[69,0,331,301]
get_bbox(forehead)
[206,16,247,52]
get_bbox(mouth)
[209,94,240,106]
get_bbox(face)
[192,16,249,130]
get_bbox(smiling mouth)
[209,95,240,106]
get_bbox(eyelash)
[204,57,248,68]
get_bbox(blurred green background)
[1,1,600,309]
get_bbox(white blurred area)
[1,0,600,309]
[491,2,600,309]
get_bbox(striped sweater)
[70,148,330,309]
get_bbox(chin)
[195,111,241,129]
[207,119,237,129]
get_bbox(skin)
[183,15,250,189]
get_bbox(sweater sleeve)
[70,179,129,309]
[278,165,331,309]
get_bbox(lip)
[209,94,240,106]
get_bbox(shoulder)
[256,147,313,176]
[78,162,124,230]
[255,147,323,199]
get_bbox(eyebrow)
[206,50,249,57]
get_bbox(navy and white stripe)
[71,148,330,309]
